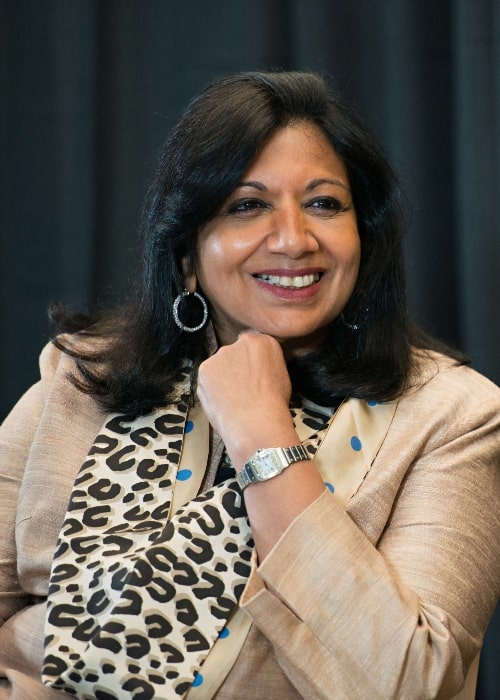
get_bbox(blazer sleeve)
[0,343,61,624]
[240,370,500,700]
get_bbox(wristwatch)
[236,445,310,491]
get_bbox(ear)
[181,257,197,294]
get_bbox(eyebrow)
[237,178,351,193]
[306,178,351,193]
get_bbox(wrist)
[227,425,301,472]
[227,404,297,463]
[236,444,311,491]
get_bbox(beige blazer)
[0,343,499,699]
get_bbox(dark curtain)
[1,0,499,696]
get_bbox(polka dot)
[177,469,193,481]
[192,672,203,687]
[350,436,362,451]
[219,627,230,639]
[185,421,194,433]
[325,482,335,493]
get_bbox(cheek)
[195,236,222,289]
[352,243,362,274]
[195,228,259,288]
[337,229,361,273]
[335,234,361,296]
[195,235,243,308]
[197,233,224,263]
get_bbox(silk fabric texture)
[42,367,396,699]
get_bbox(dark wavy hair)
[51,70,466,415]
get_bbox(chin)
[275,333,325,358]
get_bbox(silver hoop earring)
[173,290,208,332]
[340,306,369,332]
[340,314,360,331]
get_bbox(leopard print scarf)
[42,363,397,699]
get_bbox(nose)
[265,205,319,257]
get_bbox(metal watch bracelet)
[236,444,310,491]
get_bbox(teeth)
[255,273,320,288]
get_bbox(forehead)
[241,122,349,184]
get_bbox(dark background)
[1,1,499,696]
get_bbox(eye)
[227,198,268,215]
[307,196,347,215]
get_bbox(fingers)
[196,331,293,458]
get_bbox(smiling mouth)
[254,272,321,289]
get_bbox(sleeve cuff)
[240,488,337,608]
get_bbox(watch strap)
[236,444,310,490]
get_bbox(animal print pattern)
[290,397,339,457]
[42,365,253,699]
[42,361,340,699]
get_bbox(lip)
[253,267,325,277]
[252,267,325,300]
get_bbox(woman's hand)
[197,331,299,467]
[197,331,326,559]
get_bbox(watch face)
[254,450,282,480]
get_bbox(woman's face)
[187,122,361,356]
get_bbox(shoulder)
[39,340,66,388]
[408,348,499,407]
[39,330,112,389]
[396,349,500,452]
[38,337,79,398]
[37,338,106,426]
[0,340,104,464]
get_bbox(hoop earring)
[340,305,370,331]
[340,313,360,331]
[173,290,208,332]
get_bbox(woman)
[0,72,498,700]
